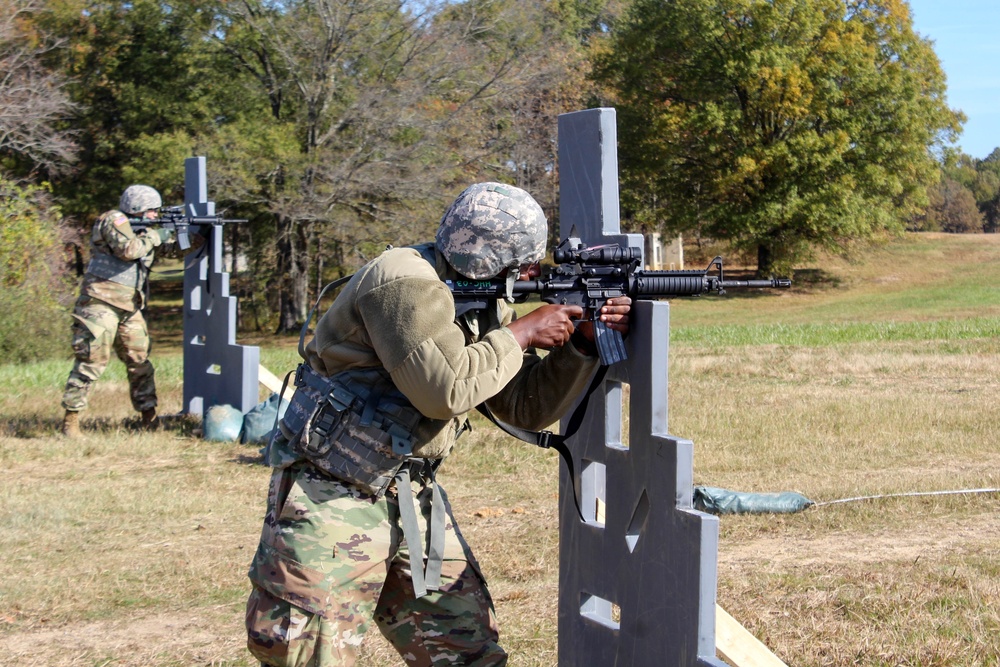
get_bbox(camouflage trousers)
[61,295,157,413]
[246,461,507,667]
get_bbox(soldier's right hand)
[507,304,583,350]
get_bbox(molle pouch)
[282,364,425,497]
[276,376,322,443]
[70,312,107,341]
[300,398,410,497]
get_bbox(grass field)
[1,232,998,666]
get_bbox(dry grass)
[670,338,1000,667]
[1,233,999,666]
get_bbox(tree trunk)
[274,217,311,334]
[756,243,774,279]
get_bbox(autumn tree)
[919,148,1000,233]
[0,0,76,174]
[593,0,964,275]
[202,0,590,331]
[0,0,78,360]
[38,0,227,220]
[973,148,1000,232]
[913,177,984,233]
[440,0,624,233]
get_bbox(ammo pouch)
[279,363,424,497]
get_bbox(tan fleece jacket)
[303,245,599,459]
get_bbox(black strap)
[298,274,355,359]
[476,364,609,522]
[265,369,295,456]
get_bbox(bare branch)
[0,0,77,172]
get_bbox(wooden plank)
[716,605,788,667]
[258,364,296,402]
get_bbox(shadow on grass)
[0,412,202,439]
[231,451,266,466]
[791,267,842,290]
[0,414,64,438]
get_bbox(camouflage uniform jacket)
[268,244,600,468]
[80,209,161,312]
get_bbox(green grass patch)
[673,316,1000,347]
[0,352,185,394]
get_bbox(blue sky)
[906,0,1000,160]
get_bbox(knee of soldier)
[71,332,99,362]
[376,559,505,665]
[125,358,154,375]
[246,585,333,667]
[64,374,93,391]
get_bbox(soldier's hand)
[507,304,582,350]
[154,226,175,245]
[142,229,163,247]
[576,296,633,341]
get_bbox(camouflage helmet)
[435,182,547,279]
[119,185,162,215]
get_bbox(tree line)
[0,0,987,360]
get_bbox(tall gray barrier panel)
[182,156,260,416]
[557,109,726,667]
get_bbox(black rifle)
[130,205,248,250]
[446,234,792,365]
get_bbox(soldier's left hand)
[577,296,632,341]
[154,226,175,244]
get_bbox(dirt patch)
[0,610,244,666]
[720,505,1000,570]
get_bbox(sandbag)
[203,403,244,442]
[693,486,813,515]
[241,393,288,444]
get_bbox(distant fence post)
[181,156,260,416]
[556,108,727,667]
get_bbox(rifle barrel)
[721,278,792,289]
[449,274,791,301]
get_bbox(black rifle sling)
[298,274,356,359]
[476,364,609,523]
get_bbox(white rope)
[812,487,1000,507]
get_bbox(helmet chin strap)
[505,269,517,302]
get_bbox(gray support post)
[556,108,726,667]
[181,156,261,416]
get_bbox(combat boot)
[140,407,160,432]
[61,410,82,438]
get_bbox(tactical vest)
[274,358,444,599]
[278,363,425,497]
[85,251,148,291]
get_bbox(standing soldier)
[60,185,175,437]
